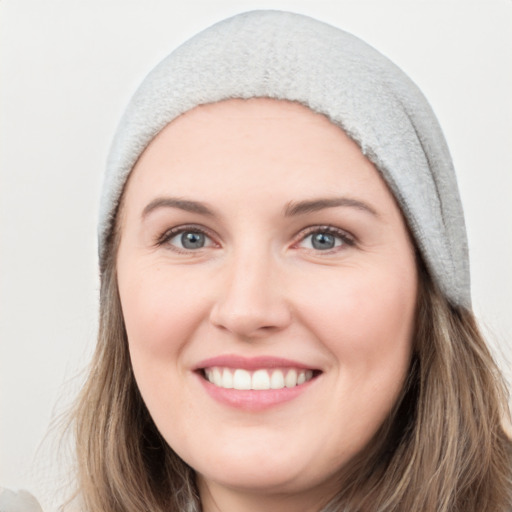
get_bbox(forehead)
[177,97,329,123]
[117,97,406,232]
[128,97,386,192]
[161,97,349,148]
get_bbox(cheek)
[295,260,417,417]
[118,268,218,454]
[299,263,415,347]
[120,268,208,357]
[118,268,210,416]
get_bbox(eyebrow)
[142,197,215,218]
[142,195,378,219]
[284,197,379,217]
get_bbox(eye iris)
[311,232,336,250]
[181,232,205,249]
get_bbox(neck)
[197,476,335,512]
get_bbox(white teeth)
[204,367,315,390]
[233,369,252,390]
[285,369,297,388]
[222,368,233,389]
[252,369,270,390]
[270,370,285,389]
[213,367,222,387]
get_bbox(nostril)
[208,278,293,337]
[215,305,293,335]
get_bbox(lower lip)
[196,373,316,411]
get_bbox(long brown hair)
[68,225,512,511]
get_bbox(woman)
[74,10,511,511]
[4,9,510,512]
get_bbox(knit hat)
[99,10,470,307]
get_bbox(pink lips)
[194,354,320,411]
[195,354,315,371]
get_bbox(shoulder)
[0,488,43,512]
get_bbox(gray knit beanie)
[99,9,470,307]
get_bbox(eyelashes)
[295,226,355,251]
[155,225,217,252]
[155,224,356,254]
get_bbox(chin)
[181,434,352,498]
[198,464,324,496]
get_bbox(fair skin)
[116,98,418,512]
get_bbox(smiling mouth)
[201,367,320,390]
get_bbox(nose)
[209,250,292,339]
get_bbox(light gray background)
[1,1,511,510]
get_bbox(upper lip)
[194,354,319,371]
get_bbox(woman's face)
[117,98,418,508]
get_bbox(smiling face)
[116,98,418,510]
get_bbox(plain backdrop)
[1,1,511,510]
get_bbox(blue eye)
[180,231,206,249]
[310,232,338,250]
[163,228,214,251]
[298,228,352,251]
